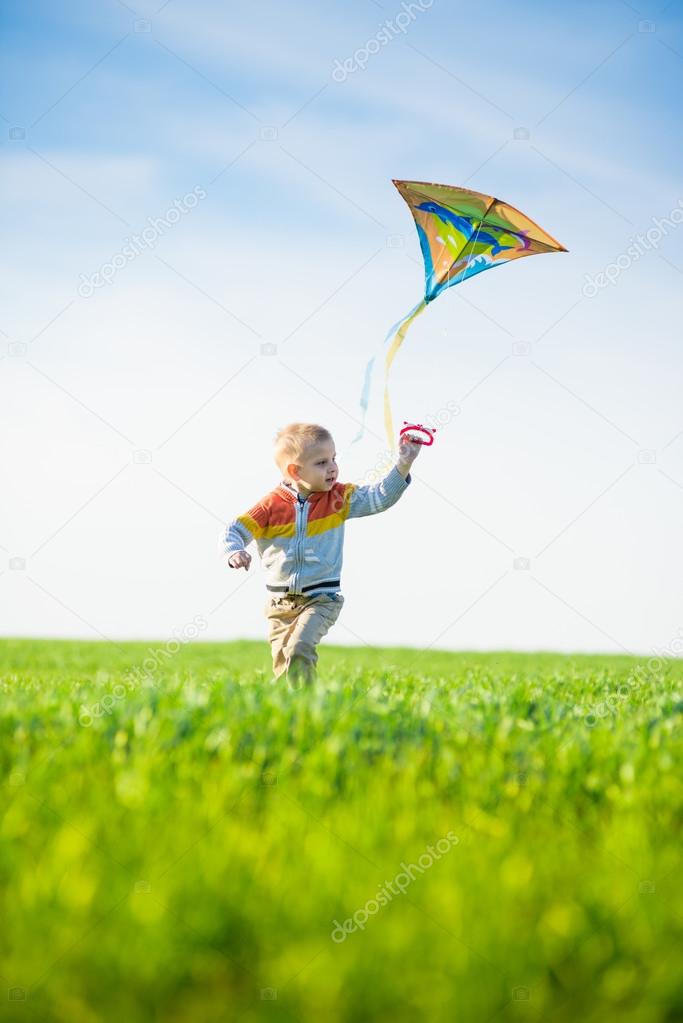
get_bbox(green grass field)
[1,638,681,1022]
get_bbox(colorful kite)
[354,179,567,451]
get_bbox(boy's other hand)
[228,550,251,570]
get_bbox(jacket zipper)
[293,496,309,592]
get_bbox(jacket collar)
[277,480,327,504]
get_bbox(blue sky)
[1,0,682,654]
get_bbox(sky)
[1,0,682,656]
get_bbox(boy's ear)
[287,462,301,481]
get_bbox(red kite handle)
[400,421,436,446]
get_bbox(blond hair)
[274,423,333,479]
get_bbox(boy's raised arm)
[346,439,421,519]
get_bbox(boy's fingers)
[230,552,250,569]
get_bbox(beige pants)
[264,592,344,684]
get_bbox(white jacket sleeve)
[346,465,412,519]
[218,500,268,565]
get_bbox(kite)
[354,179,567,451]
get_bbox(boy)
[220,422,421,686]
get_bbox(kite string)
[379,206,493,452]
[355,199,496,452]
[381,210,492,451]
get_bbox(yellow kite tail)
[383,297,428,453]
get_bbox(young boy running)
[221,422,421,686]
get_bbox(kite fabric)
[353,179,567,452]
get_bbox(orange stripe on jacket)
[307,483,354,535]
[239,483,355,539]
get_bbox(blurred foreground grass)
[1,638,682,1022]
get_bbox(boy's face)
[288,439,338,494]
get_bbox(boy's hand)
[397,436,423,470]
[228,550,251,571]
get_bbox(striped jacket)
[220,465,412,596]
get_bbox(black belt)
[267,579,340,594]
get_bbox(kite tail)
[351,297,428,452]
[382,297,428,452]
